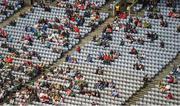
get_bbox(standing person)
[115,4,120,16]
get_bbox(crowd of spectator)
[0,0,24,22]
[0,0,179,105]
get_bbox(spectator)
[146,32,158,42]
[109,80,116,88]
[177,26,180,32]
[19,12,27,18]
[166,74,176,84]
[92,35,98,42]
[94,79,108,90]
[158,80,164,88]
[95,67,103,75]
[165,92,174,99]
[160,84,171,92]
[130,47,138,55]
[160,19,168,27]
[143,74,149,87]
[76,46,81,53]
[143,21,151,28]
[168,10,177,18]
[133,63,145,70]
[120,38,125,46]
[137,37,144,45]
[9,20,16,26]
[65,55,70,62]
[160,40,165,48]
[4,56,13,63]
[172,65,180,77]
[0,28,8,38]
[44,5,51,12]
[166,0,174,7]
[86,54,93,62]
[103,53,112,65]
[111,90,119,97]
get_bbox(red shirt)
[5,57,13,63]
[70,17,76,22]
[168,75,174,83]
[103,54,111,61]
[76,46,81,53]
[166,93,173,99]
[58,25,64,30]
[168,11,174,17]
[74,26,80,33]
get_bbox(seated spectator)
[130,47,138,55]
[95,67,103,75]
[2,10,9,17]
[133,63,145,70]
[86,54,93,62]
[109,80,116,88]
[44,5,51,12]
[166,74,176,83]
[177,26,180,32]
[4,56,13,63]
[165,92,174,99]
[166,0,173,7]
[105,24,113,34]
[9,20,16,26]
[84,10,91,17]
[8,46,19,56]
[160,40,165,48]
[91,91,100,98]
[160,84,171,92]
[143,21,151,28]
[94,79,108,90]
[120,38,125,46]
[158,14,163,19]
[103,53,112,65]
[73,25,80,33]
[22,35,33,45]
[1,42,8,48]
[168,10,177,18]
[153,13,159,19]
[119,12,128,19]
[126,34,135,44]
[143,74,149,87]
[137,37,144,45]
[146,32,158,42]
[54,17,60,23]
[172,65,180,76]
[0,28,8,38]
[160,19,168,27]
[97,39,110,47]
[3,0,8,7]
[7,35,13,42]
[134,18,142,27]
[137,52,145,62]
[0,60,4,69]
[158,80,165,88]
[111,90,119,97]
[38,92,50,103]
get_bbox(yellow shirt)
[115,5,120,12]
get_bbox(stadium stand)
[0,0,179,105]
[0,0,24,22]
[0,0,109,104]
[135,66,180,105]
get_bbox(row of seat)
[0,0,23,22]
